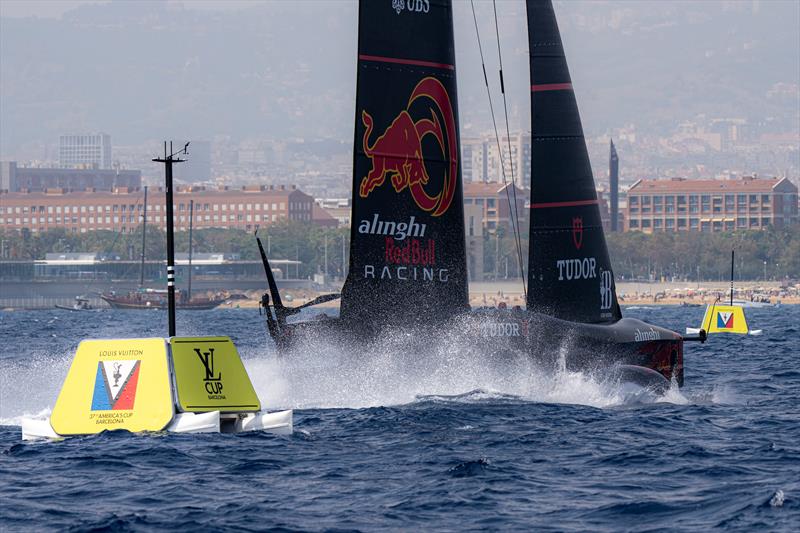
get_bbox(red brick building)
[0,185,317,234]
[625,176,798,233]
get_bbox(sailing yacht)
[258,0,689,388]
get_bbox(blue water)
[1,306,798,531]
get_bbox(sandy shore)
[217,279,798,309]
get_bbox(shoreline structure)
[220,280,798,309]
[2,280,796,311]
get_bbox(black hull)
[271,311,684,387]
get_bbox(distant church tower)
[609,139,619,232]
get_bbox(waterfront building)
[625,176,798,233]
[314,198,351,228]
[0,161,141,192]
[0,184,317,234]
[485,133,531,188]
[59,133,112,169]
[463,182,527,233]
[464,202,484,281]
[461,137,488,183]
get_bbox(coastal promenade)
[219,280,797,310]
[3,278,796,310]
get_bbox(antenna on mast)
[153,141,187,337]
[730,249,735,307]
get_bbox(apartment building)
[625,176,798,233]
[0,185,316,234]
[463,182,527,233]
[1,161,141,192]
[59,133,112,169]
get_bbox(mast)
[610,140,619,232]
[153,142,187,337]
[139,185,148,287]
[188,199,194,302]
[730,249,734,306]
[525,0,621,323]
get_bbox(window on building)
[701,221,710,232]
[690,218,699,229]
[762,194,770,203]
[678,218,687,228]
[666,219,675,229]
[749,195,758,203]
[762,217,770,227]
[737,217,746,227]
[629,196,638,205]
[750,217,758,227]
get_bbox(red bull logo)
[359,77,458,217]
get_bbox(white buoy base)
[21,410,293,440]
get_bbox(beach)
[218,279,799,309]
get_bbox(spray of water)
[1,317,699,426]
[243,316,690,410]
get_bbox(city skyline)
[1,0,797,187]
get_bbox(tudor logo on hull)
[360,77,458,217]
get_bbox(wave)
[242,327,691,411]
[1,319,697,424]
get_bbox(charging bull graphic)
[359,77,458,217]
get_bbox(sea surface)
[1,305,798,531]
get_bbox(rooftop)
[628,177,795,194]
[0,184,309,200]
[463,182,524,197]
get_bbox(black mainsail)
[339,0,469,329]
[525,0,622,323]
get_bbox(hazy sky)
[1,0,798,161]
[0,1,257,18]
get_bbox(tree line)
[1,223,798,281]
